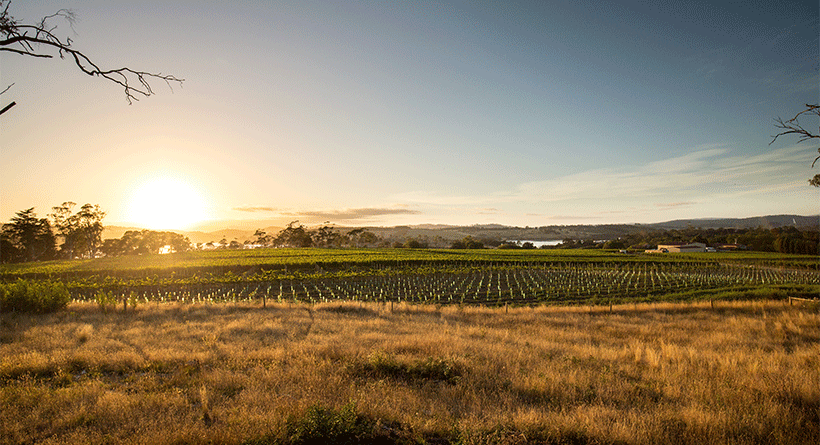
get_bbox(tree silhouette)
[0,208,57,263]
[253,229,272,247]
[49,202,106,259]
[0,0,183,114]
[275,221,313,248]
[770,104,820,187]
[100,229,189,256]
[312,223,341,248]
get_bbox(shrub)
[94,289,118,312]
[404,239,427,249]
[0,279,70,313]
[497,242,520,249]
[351,352,462,385]
[285,404,375,445]
[127,290,141,310]
[451,236,484,249]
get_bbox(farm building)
[646,242,707,253]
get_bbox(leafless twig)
[770,104,820,167]
[0,0,183,104]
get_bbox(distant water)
[506,240,562,248]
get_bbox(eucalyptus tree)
[49,202,105,259]
[0,208,56,263]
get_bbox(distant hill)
[180,229,261,245]
[102,226,151,239]
[103,226,265,245]
[103,214,818,246]
[645,215,818,230]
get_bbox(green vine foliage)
[0,279,70,313]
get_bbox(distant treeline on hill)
[2,209,818,264]
[98,224,820,256]
[551,226,818,255]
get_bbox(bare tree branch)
[770,104,820,146]
[0,0,183,104]
[0,101,16,115]
[770,104,820,186]
[0,46,52,57]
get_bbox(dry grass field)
[1,300,818,444]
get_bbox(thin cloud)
[282,207,421,221]
[515,144,808,203]
[233,206,277,212]
[393,190,499,206]
[642,146,727,173]
[594,208,641,215]
[655,202,696,209]
[391,144,813,221]
[540,215,602,220]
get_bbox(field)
[1,300,818,444]
[1,249,818,444]
[2,248,819,308]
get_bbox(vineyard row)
[73,264,820,306]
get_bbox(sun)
[126,177,210,230]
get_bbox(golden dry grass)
[1,300,818,444]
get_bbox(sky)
[1,0,818,231]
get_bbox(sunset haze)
[2,0,817,230]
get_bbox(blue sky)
[1,1,817,230]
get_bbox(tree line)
[1,203,105,263]
[248,227,484,250]
[248,222,381,249]
[553,226,819,255]
[3,205,817,265]
[1,203,195,263]
[100,230,192,257]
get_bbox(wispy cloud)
[655,201,696,209]
[231,205,422,223]
[393,190,501,207]
[513,144,807,203]
[537,215,602,220]
[281,207,421,221]
[391,144,815,223]
[233,205,277,212]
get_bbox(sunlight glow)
[126,176,210,230]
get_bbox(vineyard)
[2,248,818,307]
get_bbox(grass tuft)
[317,303,378,316]
[350,352,463,385]
[285,403,377,445]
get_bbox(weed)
[94,289,118,312]
[285,403,376,445]
[127,290,140,310]
[351,352,462,384]
[75,324,93,344]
